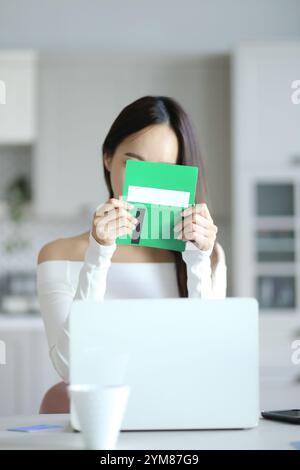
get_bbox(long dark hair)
[102,95,216,297]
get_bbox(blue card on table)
[7,424,64,432]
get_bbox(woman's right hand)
[91,197,138,246]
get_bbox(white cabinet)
[232,43,300,313]
[232,43,300,385]
[0,316,60,416]
[233,168,300,314]
[232,43,300,171]
[0,51,37,144]
[259,314,300,410]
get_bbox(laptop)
[69,297,259,430]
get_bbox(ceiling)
[0,0,300,55]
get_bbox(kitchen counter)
[0,313,43,330]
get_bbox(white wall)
[35,54,230,217]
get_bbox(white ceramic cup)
[69,383,130,450]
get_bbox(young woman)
[37,95,227,413]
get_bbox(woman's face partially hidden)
[103,124,179,198]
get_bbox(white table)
[0,414,299,450]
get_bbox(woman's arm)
[181,241,227,298]
[73,232,116,301]
[211,242,227,299]
[177,202,226,299]
[37,232,116,383]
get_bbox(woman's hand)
[92,197,138,246]
[173,203,218,252]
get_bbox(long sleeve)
[37,232,117,383]
[182,241,227,299]
[74,233,117,301]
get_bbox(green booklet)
[116,160,198,252]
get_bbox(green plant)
[3,175,32,253]
[6,175,31,222]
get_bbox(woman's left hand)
[174,203,218,252]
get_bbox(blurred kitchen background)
[0,0,300,415]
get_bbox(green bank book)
[116,160,198,252]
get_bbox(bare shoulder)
[37,231,89,264]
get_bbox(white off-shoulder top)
[37,232,227,382]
